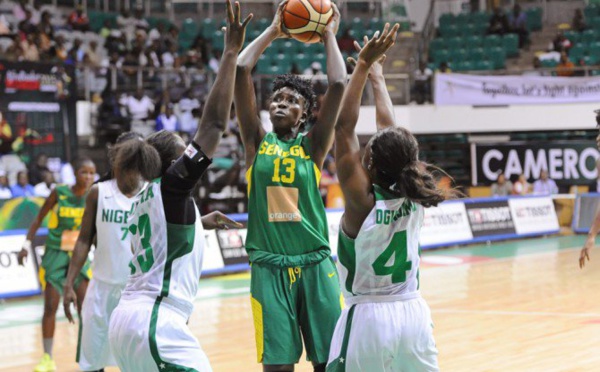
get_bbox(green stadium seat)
[585,5,600,19]
[473,60,493,71]
[256,18,270,32]
[274,53,292,67]
[503,34,519,57]
[455,60,474,71]
[429,38,446,52]
[484,35,502,47]
[455,13,468,25]
[540,59,558,68]
[294,53,311,71]
[462,23,476,37]
[487,47,506,69]
[526,8,543,31]
[201,19,216,36]
[570,45,586,61]
[439,24,459,38]
[447,37,463,51]
[468,48,484,61]
[582,29,597,44]
[583,55,597,66]
[564,31,580,44]
[313,53,327,68]
[351,17,365,32]
[431,49,450,64]
[181,18,199,39]
[369,18,385,32]
[212,30,225,51]
[268,65,283,75]
[449,48,468,63]
[465,35,483,48]
[439,13,455,28]
[257,55,273,74]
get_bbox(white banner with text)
[435,74,600,106]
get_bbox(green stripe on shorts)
[326,305,356,372]
[149,297,199,372]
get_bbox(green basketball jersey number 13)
[246,132,330,265]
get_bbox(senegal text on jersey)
[58,206,85,219]
[258,142,311,159]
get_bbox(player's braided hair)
[369,127,447,208]
[146,130,184,175]
[272,74,316,126]
[113,137,161,182]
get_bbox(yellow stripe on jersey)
[246,166,253,195]
[251,296,264,363]
[313,163,321,186]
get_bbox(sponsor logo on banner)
[508,197,559,234]
[435,73,600,106]
[0,234,41,298]
[472,141,599,185]
[216,229,249,266]
[465,201,516,237]
[420,202,473,247]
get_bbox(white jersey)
[337,185,423,303]
[121,180,205,317]
[93,179,138,285]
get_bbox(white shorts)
[78,279,124,371]
[327,297,439,372]
[108,295,212,372]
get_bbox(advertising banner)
[471,141,598,186]
[0,60,77,161]
[572,193,600,233]
[435,73,600,106]
[420,202,473,247]
[509,197,560,235]
[216,228,249,266]
[0,234,41,299]
[464,200,516,237]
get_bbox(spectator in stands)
[523,57,544,76]
[4,35,23,61]
[30,1,42,25]
[161,42,179,68]
[148,22,166,47]
[557,52,575,77]
[491,173,512,196]
[437,61,452,73]
[337,29,355,55]
[508,4,528,48]
[155,103,179,131]
[13,0,28,23]
[488,7,509,35]
[20,33,40,62]
[29,153,49,185]
[117,9,136,41]
[48,35,68,61]
[33,170,55,197]
[177,89,201,135]
[163,25,179,51]
[303,61,323,76]
[133,8,149,34]
[68,5,90,32]
[0,170,11,199]
[551,32,571,53]
[574,58,587,77]
[512,174,530,195]
[18,10,37,34]
[69,38,85,62]
[38,11,53,38]
[120,89,155,121]
[413,61,433,104]
[10,171,35,198]
[99,19,113,39]
[0,15,11,35]
[533,170,558,195]
[85,41,101,67]
[208,50,222,73]
[573,9,587,32]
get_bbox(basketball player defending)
[326,24,442,371]
[90,2,249,371]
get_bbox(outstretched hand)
[201,211,243,230]
[347,35,387,79]
[580,239,593,268]
[270,0,291,39]
[223,0,253,52]
[63,286,77,324]
[323,3,341,37]
[355,23,400,68]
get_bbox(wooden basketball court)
[1,235,599,371]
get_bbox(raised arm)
[235,1,288,164]
[335,24,399,237]
[63,185,98,323]
[193,0,252,158]
[308,4,347,169]
[348,37,395,130]
[17,189,58,265]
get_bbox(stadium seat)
[585,5,600,19]
[564,30,581,44]
[582,29,597,44]
[468,47,485,61]
[503,34,519,57]
[484,35,502,48]
[257,55,273,74]
[439,13,455,28]
[181,18,199,39]
[473,60,493,71]
[212,30,225,51]
[570,44,586,61]
[369,18,385,32]
[487,47,506,69]
[449,48,468,63]
[431,49,450,64]
[294,53,311,71]
[256,18,270,32]
[440,24,459,38]
[429,38,446,52]
[526,8,543,31]
[447,37,463,51]
[455,60,474,72]
[465,35,483,48]
[541,59,558,68]
[268,65,283,75]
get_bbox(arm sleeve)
[161,141,212,225]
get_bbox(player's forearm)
[237,27,278,71]
[323,30,347,86]
[370,74,395,130]
[587,211,600,242]
[335,60,369,133]
[64,242,90,288]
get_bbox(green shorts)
[250,257,342,365]
[41,248,91,295]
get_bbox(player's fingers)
[242,13,254,28]
[226,0,234,24]
[219,216,243,228]
[384,23,400,45]
[380,55,387,64]
[347,57,357,66]
[235,1,241,24]
[353,40,362,52]
[363,35,369,47]
[585,250,590,261]
[278,0,288,13]
[380,23,390,41]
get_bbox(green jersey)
[46,185,87,251]
[246,132,330,267]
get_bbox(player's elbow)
[236,63,252,76]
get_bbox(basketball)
[283,0,334,43]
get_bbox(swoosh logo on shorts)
[328,272,336,278]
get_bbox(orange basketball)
[283,0,333,44]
